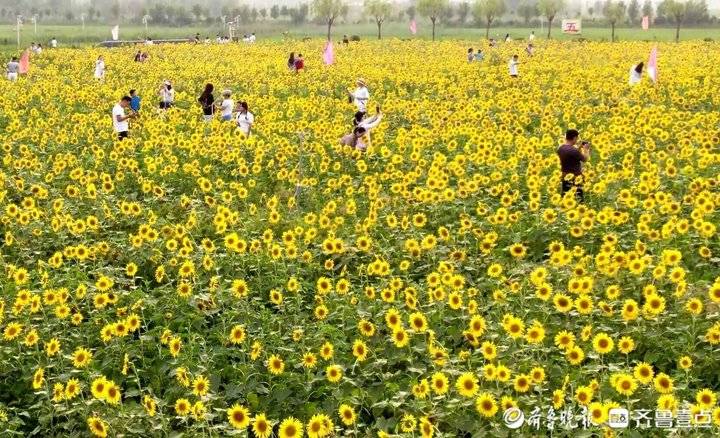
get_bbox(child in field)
[629,62,643,85]
[467,48,475,62]
[474,50,485,61]
[508,55,519,78]
[198,83,215,121]
[288,52,296,71]
[130,89,141,112]
[294,54,305,72]
[94,55,105,80]
[6,56,19,81]
[219,90,234,121]
[159,80,174,109]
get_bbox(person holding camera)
[557,129,590,202]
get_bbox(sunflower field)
[0,39,719,437]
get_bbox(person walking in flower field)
[198,83,215,121]
[557,129,591,202]
[234,101,254,136]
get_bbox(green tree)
[603,0,627,41]
[537,0,565,38]
[517,1,538,25]
[364,0,393,39]
[474,0,506,39]
[641,0,653,20]
[627,0,639,22]
[657,0,685,41]
[312,0,345,40]
[191,4,203,22]
[457,1,471,24]
[417,0,450,41]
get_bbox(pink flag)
[323,41,335,65]
[409,20,417,35]
[641,16,649,30]
[18,50,30,74]
[647,46,658,83]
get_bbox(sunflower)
[455,372,478,398]
[326,364,343,383]
[475,393,498,417]
[338,404,356,426]
[592,333,614,355]
[653,373,674,394]
[175,398,191,416]
[87,416,108,438]
[192,375,210,396]
[278,416,304,438]
[268,354,285,375]
[227,403,251,429]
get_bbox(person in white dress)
[94,55,105,80]
[348,79,370,121]
[508,55,520,78]
[629,62,643,85]
[235,101,255,136]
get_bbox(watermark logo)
[503,408,525,429]
[608,408,629,429]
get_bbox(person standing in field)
[287,52,296,71]
[348,79,370,122]
[219,90,234,121]
[354,105,383,149]
[474,49,485,61]
[629,62,643,85]
[557,129,591,202]
[467,48,475,62]
[235,101,255,136]
[6,56,19,81]
[50,37,58,48]
[294,54,305,72]
[159,80,174,109]
[525,43,535,56]
[112,96,137,141]
[198,83,215,122]
[508,55,520,78]
[129,89,141,112]
[529,31,535,42]
[94,55,106,80]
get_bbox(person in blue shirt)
[129,89,141,112]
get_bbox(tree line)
[0,0,713,42]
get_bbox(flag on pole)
[18,49,30,74]
[409,20,417,35]
[323,41,335,65]
[647,46,658,83]
[111,25,119,41]
[641,16,649,30]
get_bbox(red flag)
[409,20,417,35]
[323,41,335,65]
[647,46,658,83]
[18,50,30,74]
[641,16,649,30]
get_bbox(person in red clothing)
[557,129,591,202]
[294,54,305,72]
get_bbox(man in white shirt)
[112,96,136,140]
[50,37,57,48]
[235,101,254,136]
[249,33,256,43]
[348,79,370,121]
[529,31,535,42]
[508,55,520,78]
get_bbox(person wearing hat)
[219,90,234,122]
[348,79,370,122]
[159,80,175,109]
